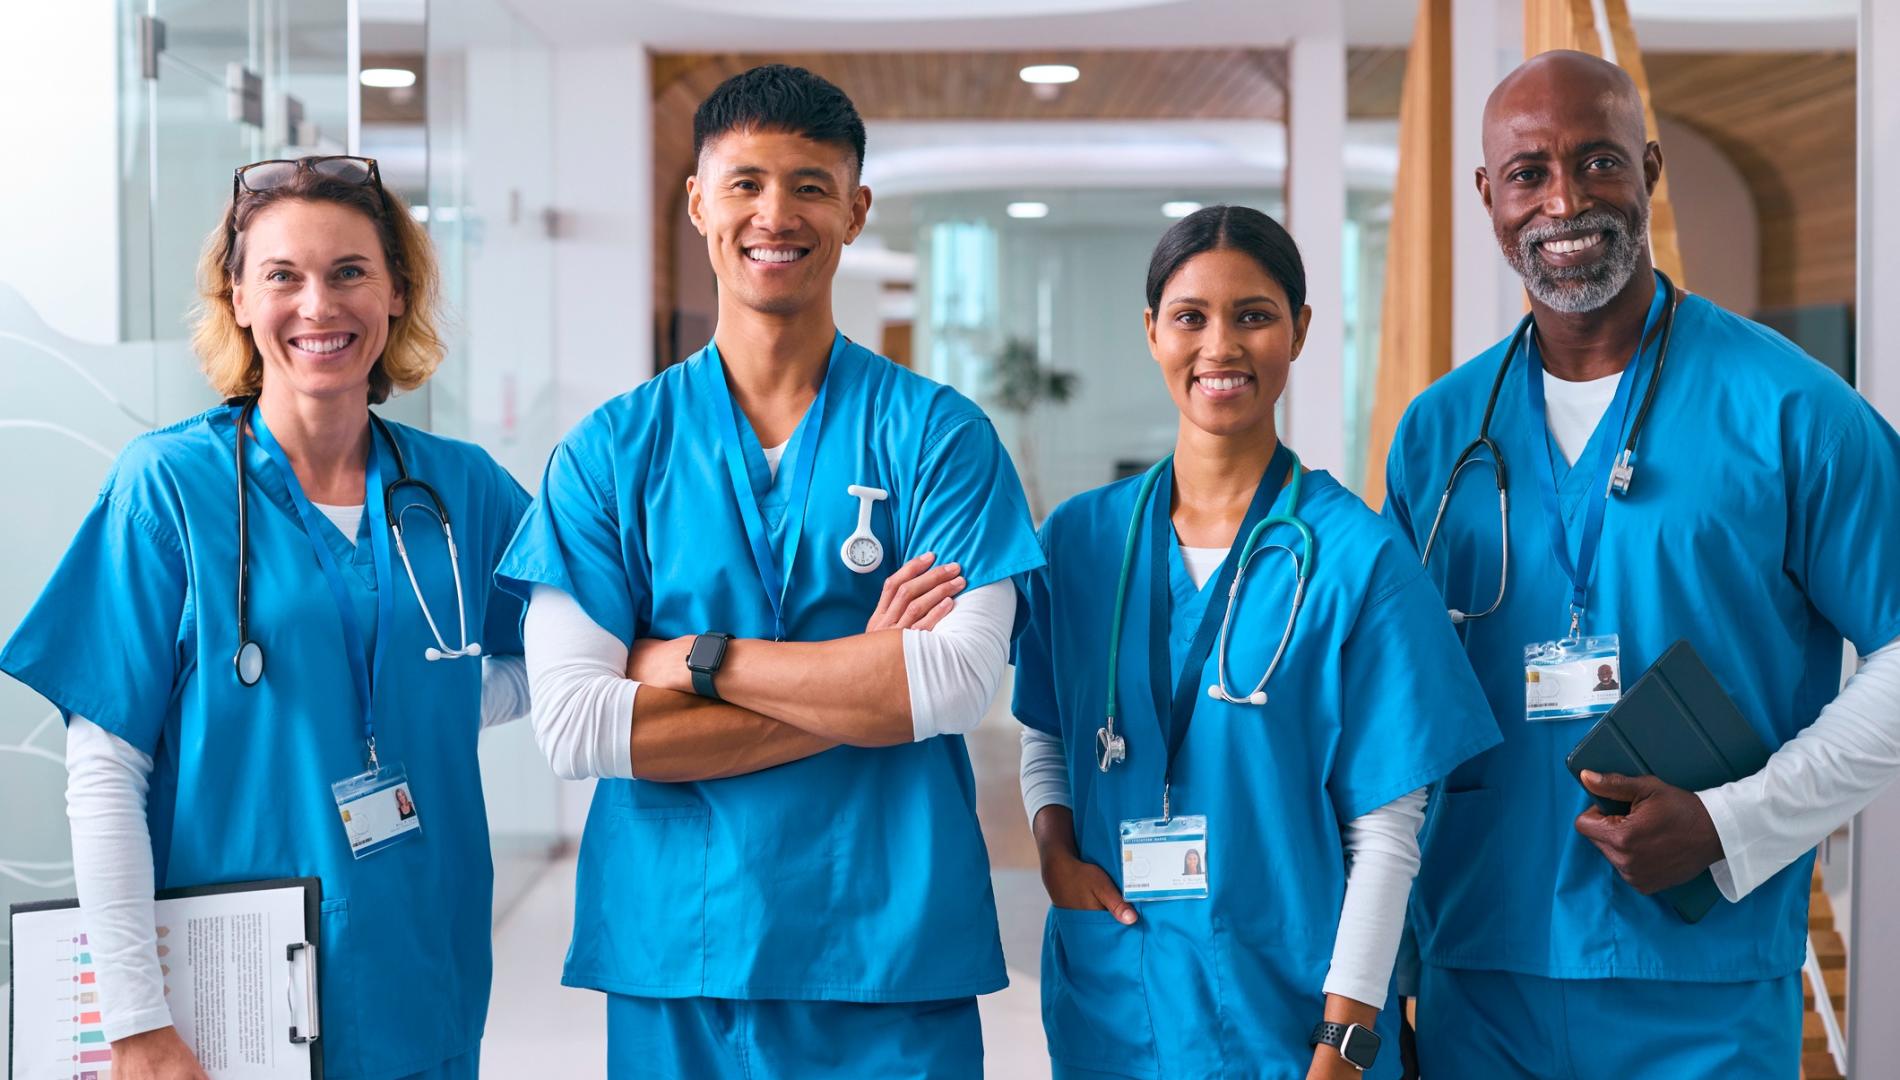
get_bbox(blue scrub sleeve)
[1328,568,1501,822]
[903,417,1045,597]
[480,463,535,657]
[0,480,187,756]
[1380,433,1418,541]
[1009,554,1062,736]
[497,436,643,646]
[1787,400,1900,654]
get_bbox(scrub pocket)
[316,898,358,1074]
[583,806,709,990]
[1411,787,1501,961]
[1042,907,1159,1077]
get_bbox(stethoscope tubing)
[1420,273,1680,625]
[232,397,478,686]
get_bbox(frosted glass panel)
[0,285,170,1014]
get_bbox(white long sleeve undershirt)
[1544,370,1900,902]
[524,579,1015,781]
[64,654,528,1042]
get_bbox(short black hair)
[693,64,867,175]
[1145,204,1306,314]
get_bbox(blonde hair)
[192,166,444,404]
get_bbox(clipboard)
[9,876,324,1079]
[1565,639,1773,924]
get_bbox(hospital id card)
[332,763,422,859]
[1524,633,1623,722]
[1118,815,1210,902]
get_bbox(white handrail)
[1806,933,1848,1075]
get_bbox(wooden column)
[1362,0,1453,503]
[1522,0,1685,283]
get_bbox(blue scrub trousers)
[605,994,983,1079]
[1416,966,1801,1079]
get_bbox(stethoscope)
[1097,451,1315,772]
[232,397,481,687]
[1419,272,1680,625]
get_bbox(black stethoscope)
[233,397,480,686]
[1418,272,1680,624]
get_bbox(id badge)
[1524,633,1623,722]
[1118,815,1210,902]
[332,763,422,859]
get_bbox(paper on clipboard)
[9,879,322,1080]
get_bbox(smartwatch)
[1309,1021,1380,1072]
[686,632,734,701]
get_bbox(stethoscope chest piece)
[841,484,888,574]
[1096,724,1127,772]
[234,639,265,687]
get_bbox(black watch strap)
[1310,1021,1380,1071]
[691,663,720,701]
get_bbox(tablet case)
[1564,639,1773,924]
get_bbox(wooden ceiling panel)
[1644,50,1857,309]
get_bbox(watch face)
[687,634,728,671]
[844,535,882,569]
[1340,1026,1380,1069]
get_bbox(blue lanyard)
[702,334,843,641]
[1141,444,1293,809]
[1521,293,1665,640]
[250,409,392,758]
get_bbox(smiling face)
[686,128,870,319]
[1478,53,1661,314]
[1145,247,1310,440]
[230,199,404,405]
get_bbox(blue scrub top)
[1012,465,1499,1079]
[496,333,1043,1003]
[1384,281,1900,983]
[0,404,530,1080]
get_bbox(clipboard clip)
[286,941,321,1044]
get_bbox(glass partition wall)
[0,0,353,1044]
[0,3,566,1041]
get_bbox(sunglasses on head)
[231,155,383,204]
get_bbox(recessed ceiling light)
[1019,64,1080,85]
[1162,201,1203,219]
[1006,201,1050,219]
[360,68,417,89]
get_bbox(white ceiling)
[861,119,1401,197]
[498,0,1853,53]
[507,0,1413,51]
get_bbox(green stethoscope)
[1096,450,1316,773]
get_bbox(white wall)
[552,44,655,433]
[0,3,121,343]
[1655,116,1758,315]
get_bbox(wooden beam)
[1363,0,1453,503]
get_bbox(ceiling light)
[360,68,417,89]
[1006,201,1050,219]
[1162,201,1203,219]
[1019,64,1080,85]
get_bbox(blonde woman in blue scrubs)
[1,157,529,1079]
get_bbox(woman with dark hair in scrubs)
[0,157,530,1080]
[1013,205,1499,1079]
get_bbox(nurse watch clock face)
[843,535,882,571]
